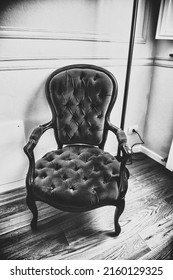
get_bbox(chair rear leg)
[114,198,125,236]
[26,195,38,230]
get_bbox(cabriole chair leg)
[114,198,125,236]
[26,196,38,230]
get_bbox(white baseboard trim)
[131,144,141,153]
[0,179,25,194]
[140,146,166,166]
[166,139,173,172]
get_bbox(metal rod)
[117,0,139,159]
[120,0,139,130]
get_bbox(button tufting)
[98,91,105,99]
[49,184,55,191]
[47,157,53,162]
[65,99,73,109]
[89,125,98,132]
[73,88,77,96]
[93,73,100,81]
[34,145,121,205]
[72,113,79,123]
[47,67,114,146]
[103,178,108,184]
[90,103,96,110]
[80,72,85,80]
[94,166,99,172]
[62,174,68,180]
[39,169,47,178]
[55,164,61,170]
[67,157,71,161]
[78,99,84,107]
[91,187,96,193]
[37,164,44,170]
[74,166,79,171]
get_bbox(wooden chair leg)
[26,196,38,230]
[114,198,125,236]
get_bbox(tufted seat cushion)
[33,145,125,211]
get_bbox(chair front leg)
[26,195,38,230]
[114,198,125,236]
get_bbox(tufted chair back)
[46,64,118,148]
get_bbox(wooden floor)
[0,154,173,260]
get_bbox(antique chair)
[24,64,131,236]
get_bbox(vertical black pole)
[120,0,139,130]
[117,0,139,159]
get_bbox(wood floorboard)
[0,220,69,260]
[139,239,173,260]
[139,214,173,250]
[0,186,26,204]
[0,153,173,260]
[90,234,150,260]
[50,233,150,260]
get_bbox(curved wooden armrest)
[121,143,132,160]
[24,127,43,155]
[108,123,131,161]
[24,121,53,190]
[108,123,131,196]
[24,121,53,155]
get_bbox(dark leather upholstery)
[33,145,128,211]
[47,67,117,147]
[24,64,130,234]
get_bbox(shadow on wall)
[0,0,22,9]
[23,81,50,139]
[0,0,26,24]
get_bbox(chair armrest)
[108,123,131,197]
[24,121,53,154]
[23,121,53,190]
[108,123,131,161]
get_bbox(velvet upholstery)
[33,145,128,211]
[24,64,131,235]
[49,68,114,146]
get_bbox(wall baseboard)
[0,179,25,194]
[166,139,173,172]
[154,57,173,69]
[140,145,166,166]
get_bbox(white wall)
[0,0,157,192]
[143,39,173,160]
